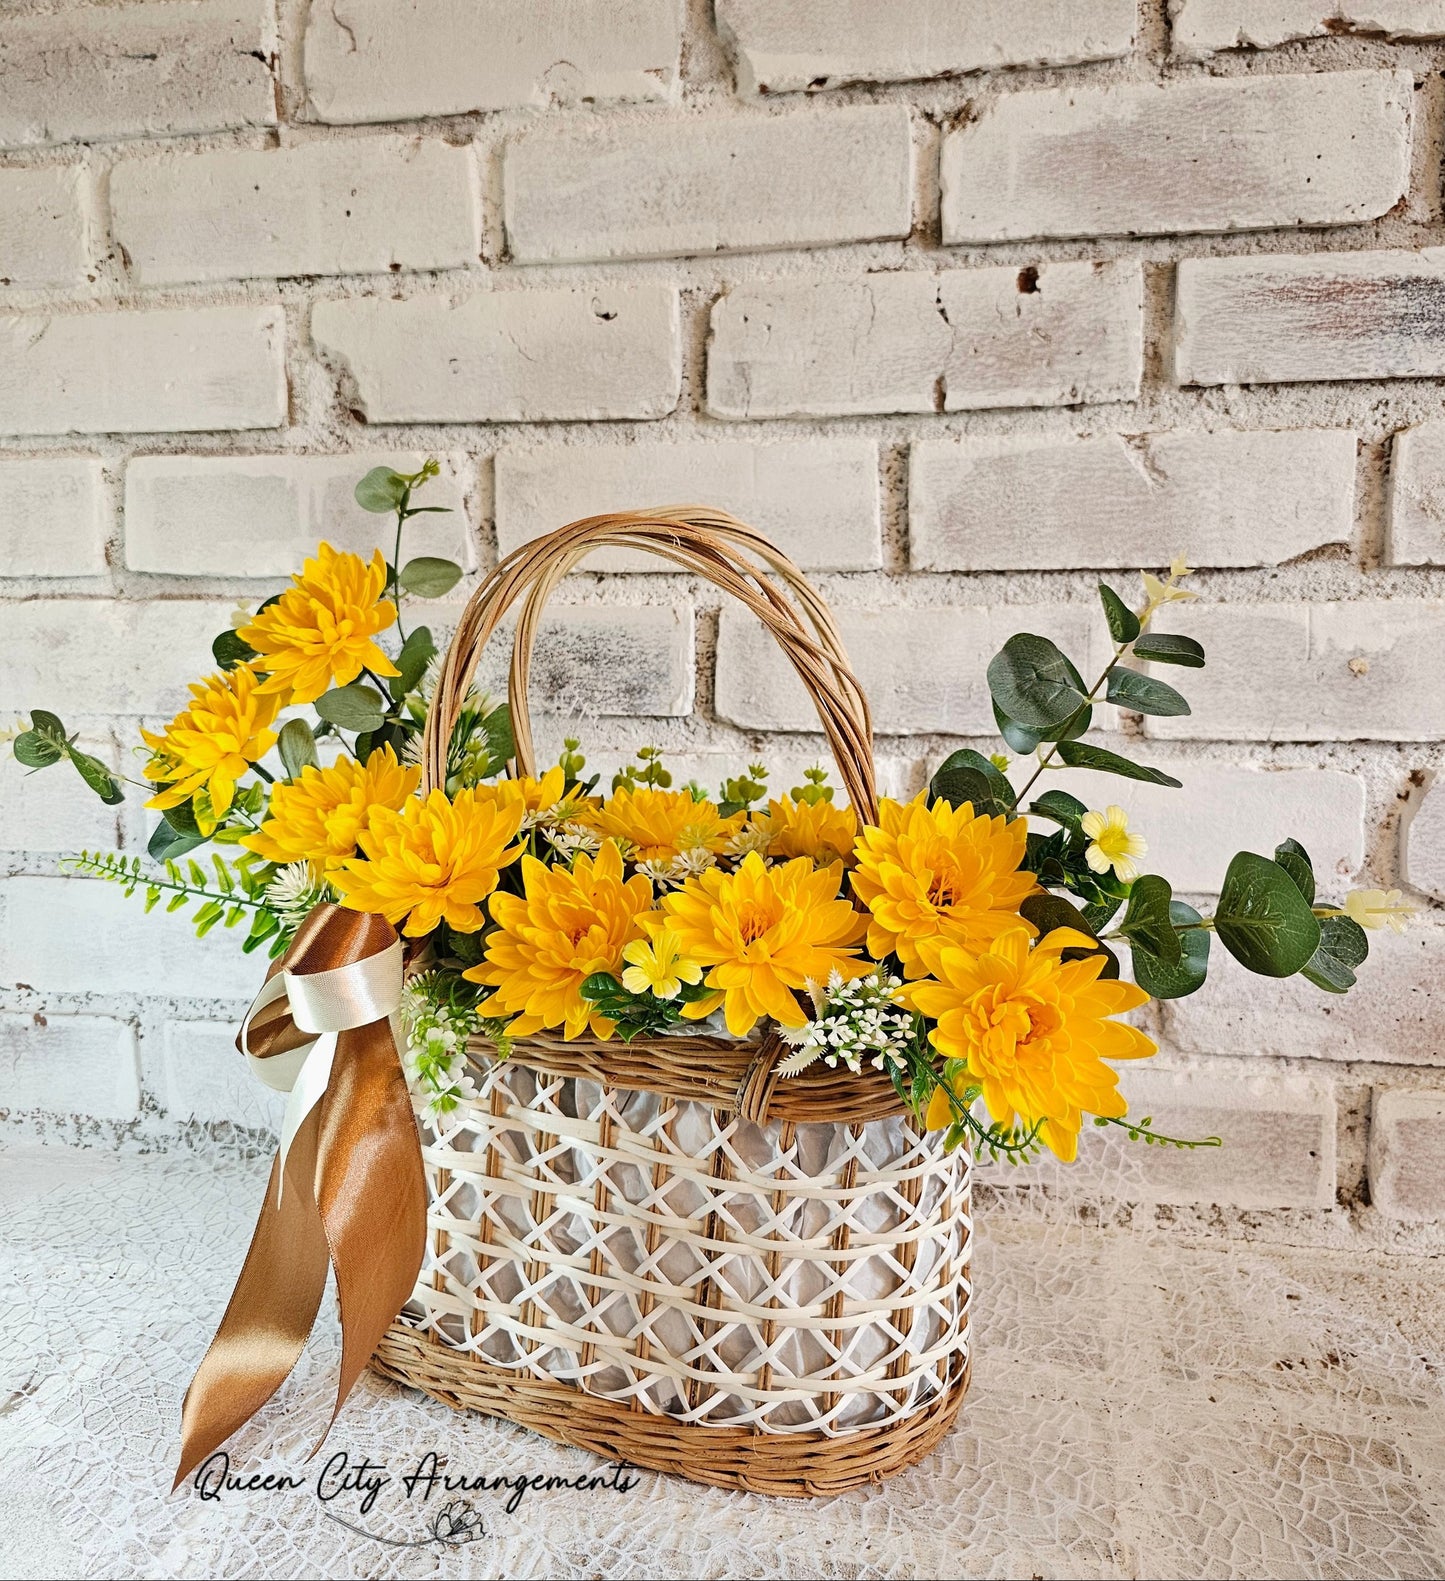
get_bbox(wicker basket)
[369,510,973,1497]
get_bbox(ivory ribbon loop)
[172,904,426,1491]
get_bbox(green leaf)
[1132,633,1205,668]
[1106,667,1191,718]
[1028,789,1088,830]
[354,466,409,513]
[1215,851,1322,978]
[580,972,623,1003]
[930,749,1016,816]
[994,700,1043,755]
[1116,874,1182,967]
[1019,892,1119,979]
[1273,838,1315,907]
[278,717,319,780]
[481,705,516,775]
[148,816,206,862]
[12,730,63,768]
[1300,914,1369,994]
[163,798,203,838]
[315,682,387,733]
[986,634,1092,738]
[392,625,437,699]
[1098,583,1141,644]
[1132,899,1210,999]
[398,557,464,598]
[70,750,125,804]
[212,629,258,671]
[29,709,66,739]
[1054,740,1183,788]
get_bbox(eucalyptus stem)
[1093,1114,1222,1149]
[1012,637,1130,804]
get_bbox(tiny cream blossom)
[726,822,772,859]
[779,967,916,1077]
[1343,888,1414,934]
[263,861,330,934]
[547,820,601,860]
[1080,805,1147,883]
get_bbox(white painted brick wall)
[302,0,680,125]
[910,430,1355,570]
[943,72,1411,244]
[718,0,1136,96]
[0,307,286,435]
[0,1012,139,1121]
[1172,1,1445,59]
[1368,1088,1445,1220]
[0,0,276,149]
[1145,602,1445,741]
[123,453,475,576]
[494,438,880,570]
[1177,252,1445,386]
[110,137,480,286]
[311,286,680,422]
[505,106,912,263]
[707,263,1143,417]
[0,166,88,289]
[0,458,108,577]
[0,6,1441,1228]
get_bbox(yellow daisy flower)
[241,745,420,873]
[1080,805,1147,883]
[656,852,870,1037]
[467,840,655,1038]
[620,927,703,1001]
[751,794,858,866]
[901,928,1156,1162]
[239,542,400,705]
[850,793,1036,973]
[141,664,281,831]
[333,787,524,937]
[581,785,744,864]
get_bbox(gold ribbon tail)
[172,906,426,1491]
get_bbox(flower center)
[736,903,775,945]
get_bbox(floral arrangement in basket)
[13,460,1409,1169]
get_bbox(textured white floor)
[1,1141,1443,1581]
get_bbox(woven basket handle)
[420,507,878,821]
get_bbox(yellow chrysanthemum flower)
[479,764,588,828]
[581,785,745,864]
[620,927,703,1001]
[241,746,420,873]
[239,542,400,705]
[901,928,1156,1163]
[141,664,281,831]
[1080,804,1147,883]
[751,795,858,867]
[850,794,1036,973]
[333,787,524,937]
[467,840,654,1038]
[655,852,870,1037]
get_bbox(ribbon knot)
[173,904,426,1490]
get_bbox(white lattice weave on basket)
[396,1052,973,1436]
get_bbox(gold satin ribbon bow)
[172,904,427,1490]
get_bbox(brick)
[1036,767,1365,894]
[1176,251,1445,387]
[1401,780,1445,900]
[0,458,108,576]
[124,453,474,577]
[0,599,234,717]
[0,876,258,1001]
[0,1013,139,1120]
[468,605,695,717]
[1144,601,1445,742]
[1387,419,1445,565]
[0,0,275,149]
[312,286,679,423]
[943,71,1410,244]
[1368,1089,1445,1221]
[715,604,1106,735]
[0,306,286,436]
[910,430,1354,572]
[707,263,1142,418]
[1173,1,1445,59]
[111,136,479,286]
[985,1066,1336,1210]
[1159,928,1445,1066]
[302,0,679,124]
[505,106,911,264]
[0,166,87,288]
[0,733,128,854]
[158,1019,283,1131]
[494,439,880,572]
[717,0,1135,95]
